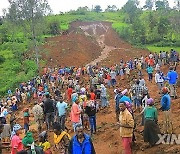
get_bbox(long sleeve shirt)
[161,94,171,111]
[119,109,134,137]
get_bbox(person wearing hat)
[160,87,173,134]
[22,131,43,154]
[143,98,160,147]
[166,66,178,99]
[10,124,24,154]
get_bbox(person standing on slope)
[119,102,134,154]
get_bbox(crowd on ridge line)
[0,48,179,154]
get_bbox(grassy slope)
[47,12,125,30]
[146,46,180,53]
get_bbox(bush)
[0,55,5,64]
[48,20,60,35]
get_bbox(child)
[23,108,30,133]
[53,122,70,153]
[39,131,52,154]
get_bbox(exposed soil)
[41,32,102,67]
[5,21,180,154]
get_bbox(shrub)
[48,20,60,35]
[0,55,5,64]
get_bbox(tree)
[6,0,51,73]
[122,0,142,23]
[157,16,169,38]
[48,20,60,35]
[174,0,180,10]
[105,5,118,12]
[76,6,89,15]
[0,24,9,44]
[0,17,3,25]
[144,0,154,10]
[0,56,5,64]
[131,18,146,44]
[94,5,102,13]
[155,0,170,10]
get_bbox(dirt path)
[78,23,116,66]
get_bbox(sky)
[0,0,176,16]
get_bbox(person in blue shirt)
[146,65,154,82]
[166,67,178,99]
[68,124,96,154]
[56,96,68,131]
[160,87,173,134]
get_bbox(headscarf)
[11,124,22,139]
[121,89,128,95]
[147,98,154,105]
[22,132,36,154]
[124,101,133,114]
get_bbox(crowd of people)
[0,48,179,154]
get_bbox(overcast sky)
[0,0,175,16]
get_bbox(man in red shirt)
[90,89,96,100]
[67,86,73,102]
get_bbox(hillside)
[2,21,179,154]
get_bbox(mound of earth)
[41,33,102,67]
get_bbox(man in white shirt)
[139,76,146,87]
[110,70,116,87]
[155,70,164,94]
[149,52,153,59]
